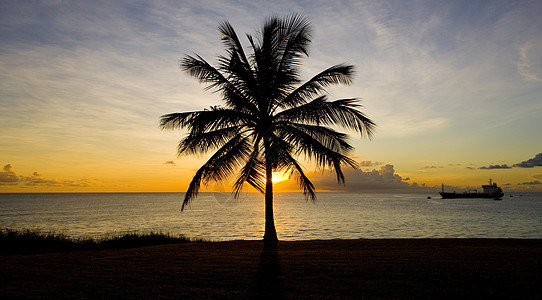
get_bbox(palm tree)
[160,15,375,243]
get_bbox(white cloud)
[517,40,542,83]
[359,160,383,167]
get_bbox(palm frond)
[177,126,243,156]
[159,111,197,130]
[218,21,250,67]
[217,54,257,111]
[182,167,204,211]
[322,98,376,138]
[200,135,251,185]
[182,55,256,113]
[277,14,311,71]
[278,64,354,109]
[182,134,251,210]
[250,16,313,114]
[181,54,223,87]
[277,122,354,154]
[160,107,253,134]
[280,152,316,200]
[278,123,357,183]
[233,146,266,197]
[276,96,376,138]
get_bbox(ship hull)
[439,192,504,199]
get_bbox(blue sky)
[1,0,541,192]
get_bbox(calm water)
[1,192,541,240]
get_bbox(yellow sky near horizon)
[2,157,541,193]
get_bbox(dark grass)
[0,227,199,255]
[1,239,541,299]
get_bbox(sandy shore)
[1,239,541,299]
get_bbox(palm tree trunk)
[263,155,278,243]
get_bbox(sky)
[1,0,541,193]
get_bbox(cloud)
[479,164,512,170]
[0,164,19,184]
[519,180,542,185]
[20,172,54,186]
[513,153,542,168]
[359,161,383,167]
[517,40,542,83]
[0,164,98,188]
[478,153,542,170]
[20,172,97,187]
[328,164,410,191]
[163,161,176,166]
[277,164,431,192]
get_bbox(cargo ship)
[439,179,504,199]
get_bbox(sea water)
[0,192,540,240]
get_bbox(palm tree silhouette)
[161,15,375,242]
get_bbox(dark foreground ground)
[1,239,541,299]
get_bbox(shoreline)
[1,238,541,299]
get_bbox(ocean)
[1,192,541,240]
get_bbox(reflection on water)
[0,192,541,240]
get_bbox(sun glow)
[272,172,290,183]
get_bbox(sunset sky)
[1,0,541,193]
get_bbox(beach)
[1,239,541,299]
